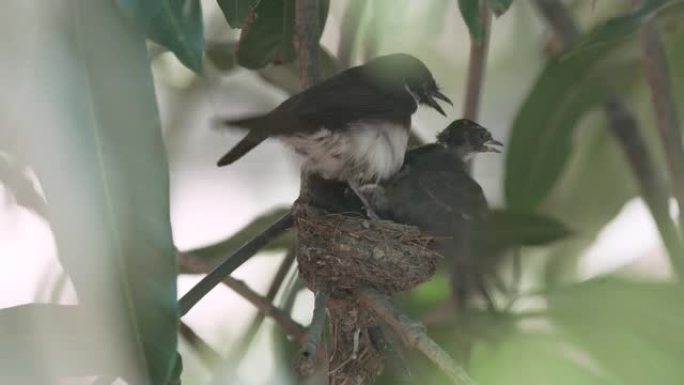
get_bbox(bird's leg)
[348,181,381,220]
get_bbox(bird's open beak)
[423,90,452,116]
[484,139,504,153]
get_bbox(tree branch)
[179,321,222,368]
[295,0,323,88]
[356,288,475,385]
[178,211,293,316]
[462,0,491,121]
[229,248,297,363]
[179,254,307,344]
[294,287,330,376]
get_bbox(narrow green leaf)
[14,0,178,383]
[504,41,640,212]
[549,278,684,385]
[117,0,204,72]
[475,209,570,255]
[184,207,294,269]
[568,0,683,57]
[489,0,514,17]
[216,0,261,28]
[458,0,484,41]
[237,0,330,69]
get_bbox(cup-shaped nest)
[293,203,442,294]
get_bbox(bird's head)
[365,53,452,116]
[437,119,503,160]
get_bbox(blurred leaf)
[470,332,619,385]
[184,207,293,269]
[0,156,47,218]
[116,0,204,72]
[217,0,261,28]
[548,278,684,385]
[237,0,329,69]
[505,37,641,212]
[0,304,118,383]
[205,41,239,71]
[458,0,485,41]
[19,1,178,383]
[568,0,683,56]
[475,209,571,255]
[489,0,514,17]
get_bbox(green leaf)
[470,332,619,385]
[489,0,514,17]
[117,0,204,72]
[548,278,684,385]
[475,209,571,255]
[184,207,294,269]
[568,0,683,57]
[217,0,261,28]
[205,41,239,71]
[236,0,330,69]
[0,304,132,384]
[458,0,484,41]
[504,41,640,212]
[14,1,178,383]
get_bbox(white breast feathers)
[280,122,409,184]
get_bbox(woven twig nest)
[293,202,442,294]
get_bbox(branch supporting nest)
[294,288,330,376]
[356,288,476,385]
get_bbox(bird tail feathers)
[216,115,270,166]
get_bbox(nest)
[293,202,442,295]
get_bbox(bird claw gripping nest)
[292,202,442,384]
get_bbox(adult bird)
[364,119,503,308]
[216,53,451,210]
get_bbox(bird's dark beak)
[484,139,504,153]
[423,90,452,116]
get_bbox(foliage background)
[1,0,684,384]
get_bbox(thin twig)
[178,212,293,315]
[229,248,298,362]
[532,0,684,275]
[179,254,307,343]
[179,321,222,368]
[462,0,491,121]
[356,288,476,385]
[295,0,323,88]
[295,288,330,376]
[637,14,684,236]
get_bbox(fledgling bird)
[364,119,503,307]
[215,53,451,201]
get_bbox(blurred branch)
[228,248,297,365]
[637,14,684,232]
[295,0,323,88]
[356,288,475,385]
[294,287,330,376]
[179,321,222,368]
[462,0,491,121]
[178,212,294,315]
[533,0,684,274]
[337,0,367,68]
[180,254,307,343]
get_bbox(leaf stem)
[179,321,222,367]
[178,212,294,315]
[295,0,323,88]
